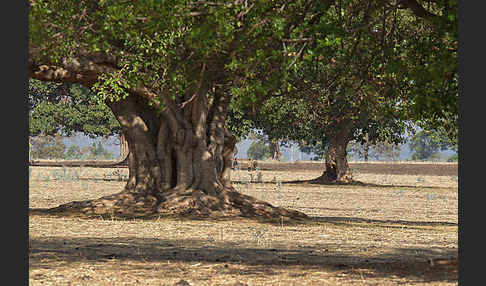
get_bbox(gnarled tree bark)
[119,133,130,163]
[270,140,281,161]
[311,120,354,184]
[30,58,307,220]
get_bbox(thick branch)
[29,52,167,111]
[106,95,162,195]
[29,53,119,85]
[398,0,438,19]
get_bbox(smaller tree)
[447,153,458,162]
[299,140,326,161]
[269,140,282,161]
[409,130,451,161]
[29,80,120,138]
[91,142,110,159]
[64,139,115,160]
[247,140,271,160]
[65,145,82,160]
[446,142,459,162]
[370,142,401,162]
[349,140,401,162]
[30,135,66,159]
[83,141,114,160]
[348,141,370,162]
[80,146,93,160]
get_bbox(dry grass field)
[29,162,458,285]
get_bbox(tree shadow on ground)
[29,235,457,283]
[232,179,452,191]
[29,207,458,230]
[43,177,452,190]
[34,175,453,189]
[309,216,457,228]
[263,179,454,190]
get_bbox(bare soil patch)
[29,164,458,285]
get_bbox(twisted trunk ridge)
[312,121,354,184]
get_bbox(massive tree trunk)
[270,140,281,161]
[312,121,354,183]
[321,136,353,182]
[47,90,306,220]
[29,55,307,220]
[362,135,370,162]
[363,143,369,162]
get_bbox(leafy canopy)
[228,0,457,154]
[247,139,271,160]
[29,0,331,106]
[409,129,454,161]
[30,0,457,153]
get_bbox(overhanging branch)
[29,52,119,85]
[398,0,438,19]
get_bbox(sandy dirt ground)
[29,162,458,285]
[242,160,458,177]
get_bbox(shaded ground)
[29,165,458,285]
[30,233,457,285]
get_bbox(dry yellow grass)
[29,166,458,285]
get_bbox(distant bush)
[71,142,114,160]
[30,135,66,159]
[30,135,114,160]
[65,145,83,159]
[447,153,458,162]
[409,130,451,161]
[87,141,114,160]
[247,140,271,160]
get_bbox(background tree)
[29,79,127,160]
[239,27,409,182]
[30,134,66,160]
[29,79,120,138]
[269,140,282,161]
[447,140,458,162]
[232,0,457,182]
[247,140,271,160]
[370,141,401,161]
[408,129,453,161]
[245,130,282,161]
[348,139,401,162]
[300,140,327,161]
[348,139,371,162]
[65,145,82,160]
[447,152,458,162]
[399,1,458,146]
[80,141,115,160]
[229,90,318,161]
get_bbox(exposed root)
[307,171,356,185]
[46,191,159,217]
[44,187,308,221]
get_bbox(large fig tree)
[29,0,325,219]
